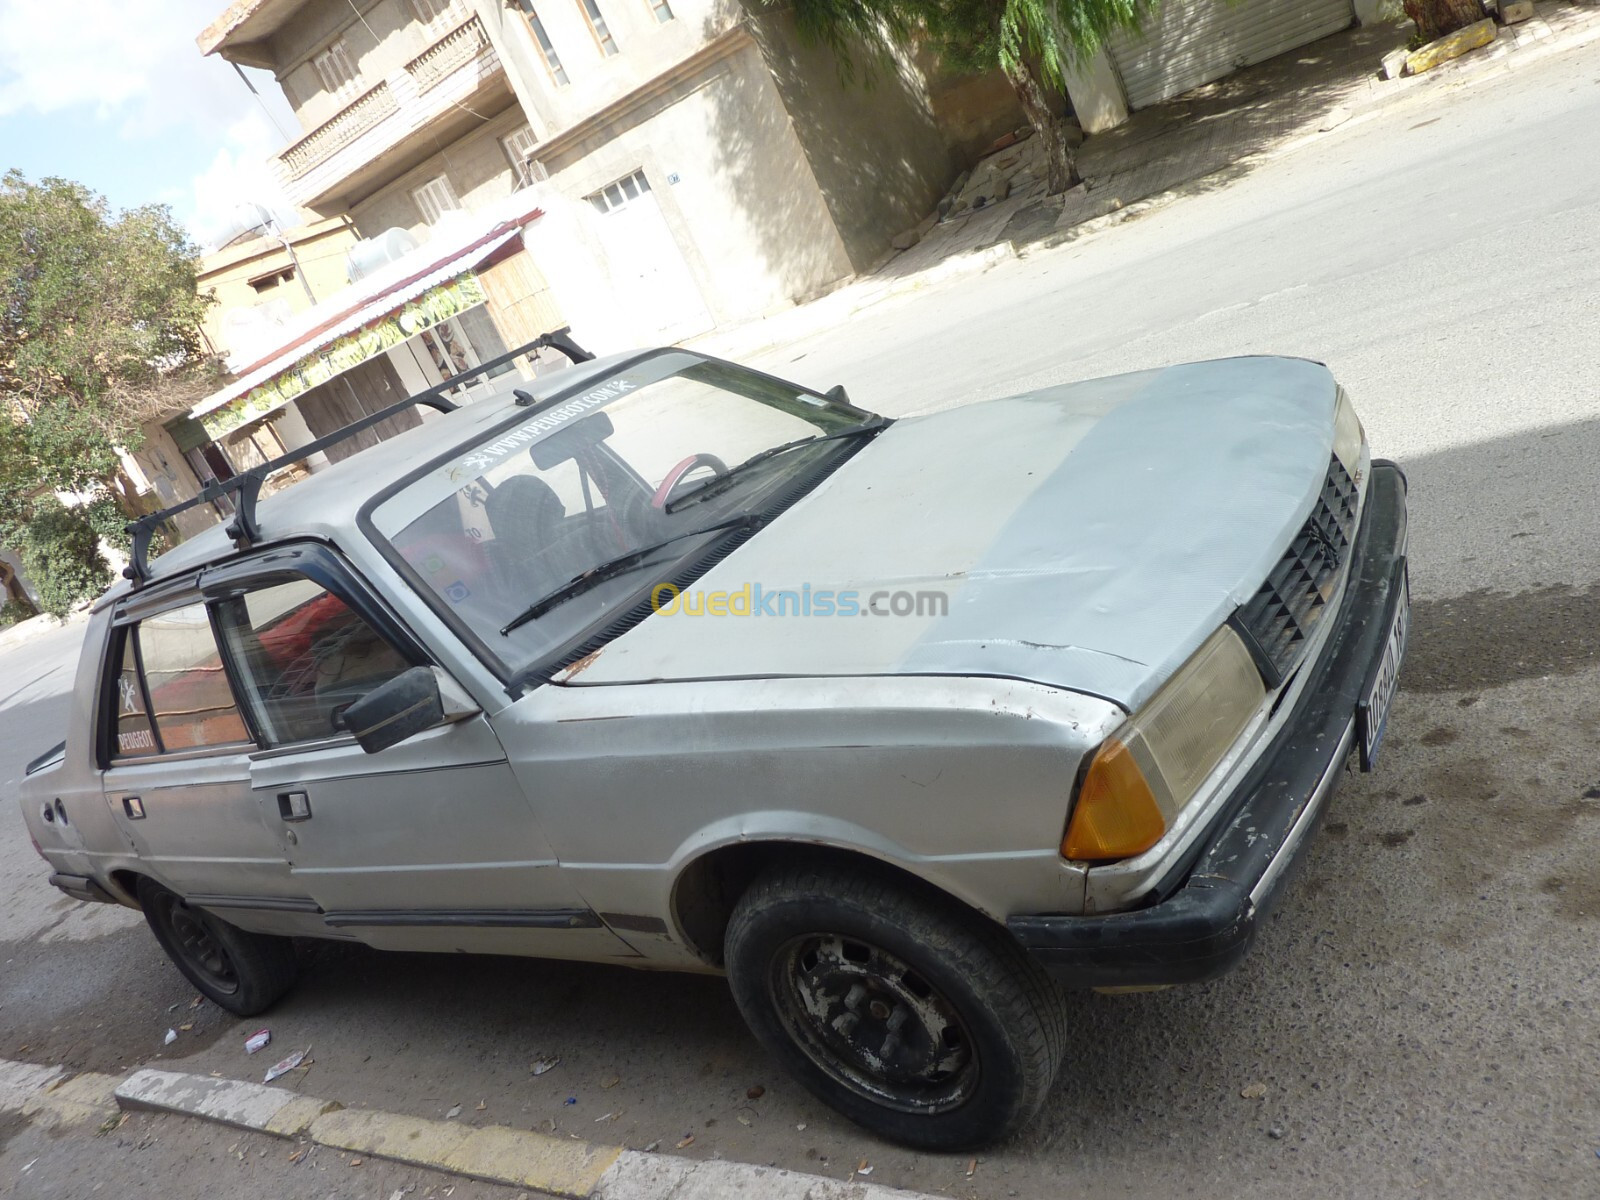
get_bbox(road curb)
[0,1058,121,1129]
[113,1067,941,1200]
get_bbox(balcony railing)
[277,16,499,183]
[407,16,493,94]
[280,82,399,180]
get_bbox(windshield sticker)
[456,380,637,476]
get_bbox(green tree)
[774,0,1153,194]
[18,498,111,619]
[0,171,215,548]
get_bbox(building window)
[647,0,673,22]
[247,267,294,294]
[410,0,464,27]
[586,168,650,214]
[579,0,619,55]
[311,37,361,102]
[412,175,463,225]
[521,5,570,85]
[502,126,547,188]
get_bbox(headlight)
[1062,626,1266,861]
[1332,386,1365,478]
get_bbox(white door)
[587,170,714,344]
[1108,0,1354,111]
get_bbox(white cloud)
[0,0,225,125]
[187,111,299,250]
[0,0,299,243]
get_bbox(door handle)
[277,791,312,822]
[122,796,145,820]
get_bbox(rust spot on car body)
[555,649,604,681]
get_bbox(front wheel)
[137,877,298,1016]
[724,863,1066,1149]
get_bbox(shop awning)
[191,209,538,438]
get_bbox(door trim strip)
[322,908,603,929]
[189,894,324,914]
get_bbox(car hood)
[560,357,1342,709]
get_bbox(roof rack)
[123,327,594,586]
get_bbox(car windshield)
[368,350,877,679]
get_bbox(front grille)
[1235,456,1359,683]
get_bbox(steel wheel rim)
[768,932,978,1114]
[163,898,240,995]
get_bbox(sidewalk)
[0,610,76,655]
[0,1056,946,1200]
[693,0,1600,361]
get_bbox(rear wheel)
[137,878,298,1016]
[724,863,1066,1149]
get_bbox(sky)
[0,0,300,249]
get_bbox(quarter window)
[116,603,251,755]
[112,632,158,757]
[214,578,415,747]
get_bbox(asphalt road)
[3,37,1599,1200]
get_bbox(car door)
[100,594,320,935]
[208,552,633,960]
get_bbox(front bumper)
[1007,462,1409,989]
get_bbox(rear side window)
[213,577,414,746]
[112,635,158,757]
[110,603,251,759]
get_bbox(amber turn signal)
[1061,738,1167,861]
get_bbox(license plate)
[1357,562,1409,771]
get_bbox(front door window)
[213,577,415,747]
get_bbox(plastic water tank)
[346,227,421,283]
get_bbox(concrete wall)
[742,8,954,270]
[348,105,532,237]
[527,37,855,333]
[919,57,1027,166]
[198,218,359,359]
[272,0,466,132]
[125,424,221,542]
[475,0,738,140]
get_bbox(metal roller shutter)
[1108,0,1355,111]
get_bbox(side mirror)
[342,667,479,754]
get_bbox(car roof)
[105,352,637,603]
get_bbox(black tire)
[724,862,1066,1150]
[137,878,298,1016]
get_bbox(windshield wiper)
[500,514,767,635]
[663,417,889,514]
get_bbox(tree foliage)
[776,0,1155,192]
[18,498,112,618]
[0,170,215,543]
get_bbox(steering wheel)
[651,452,729,510]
